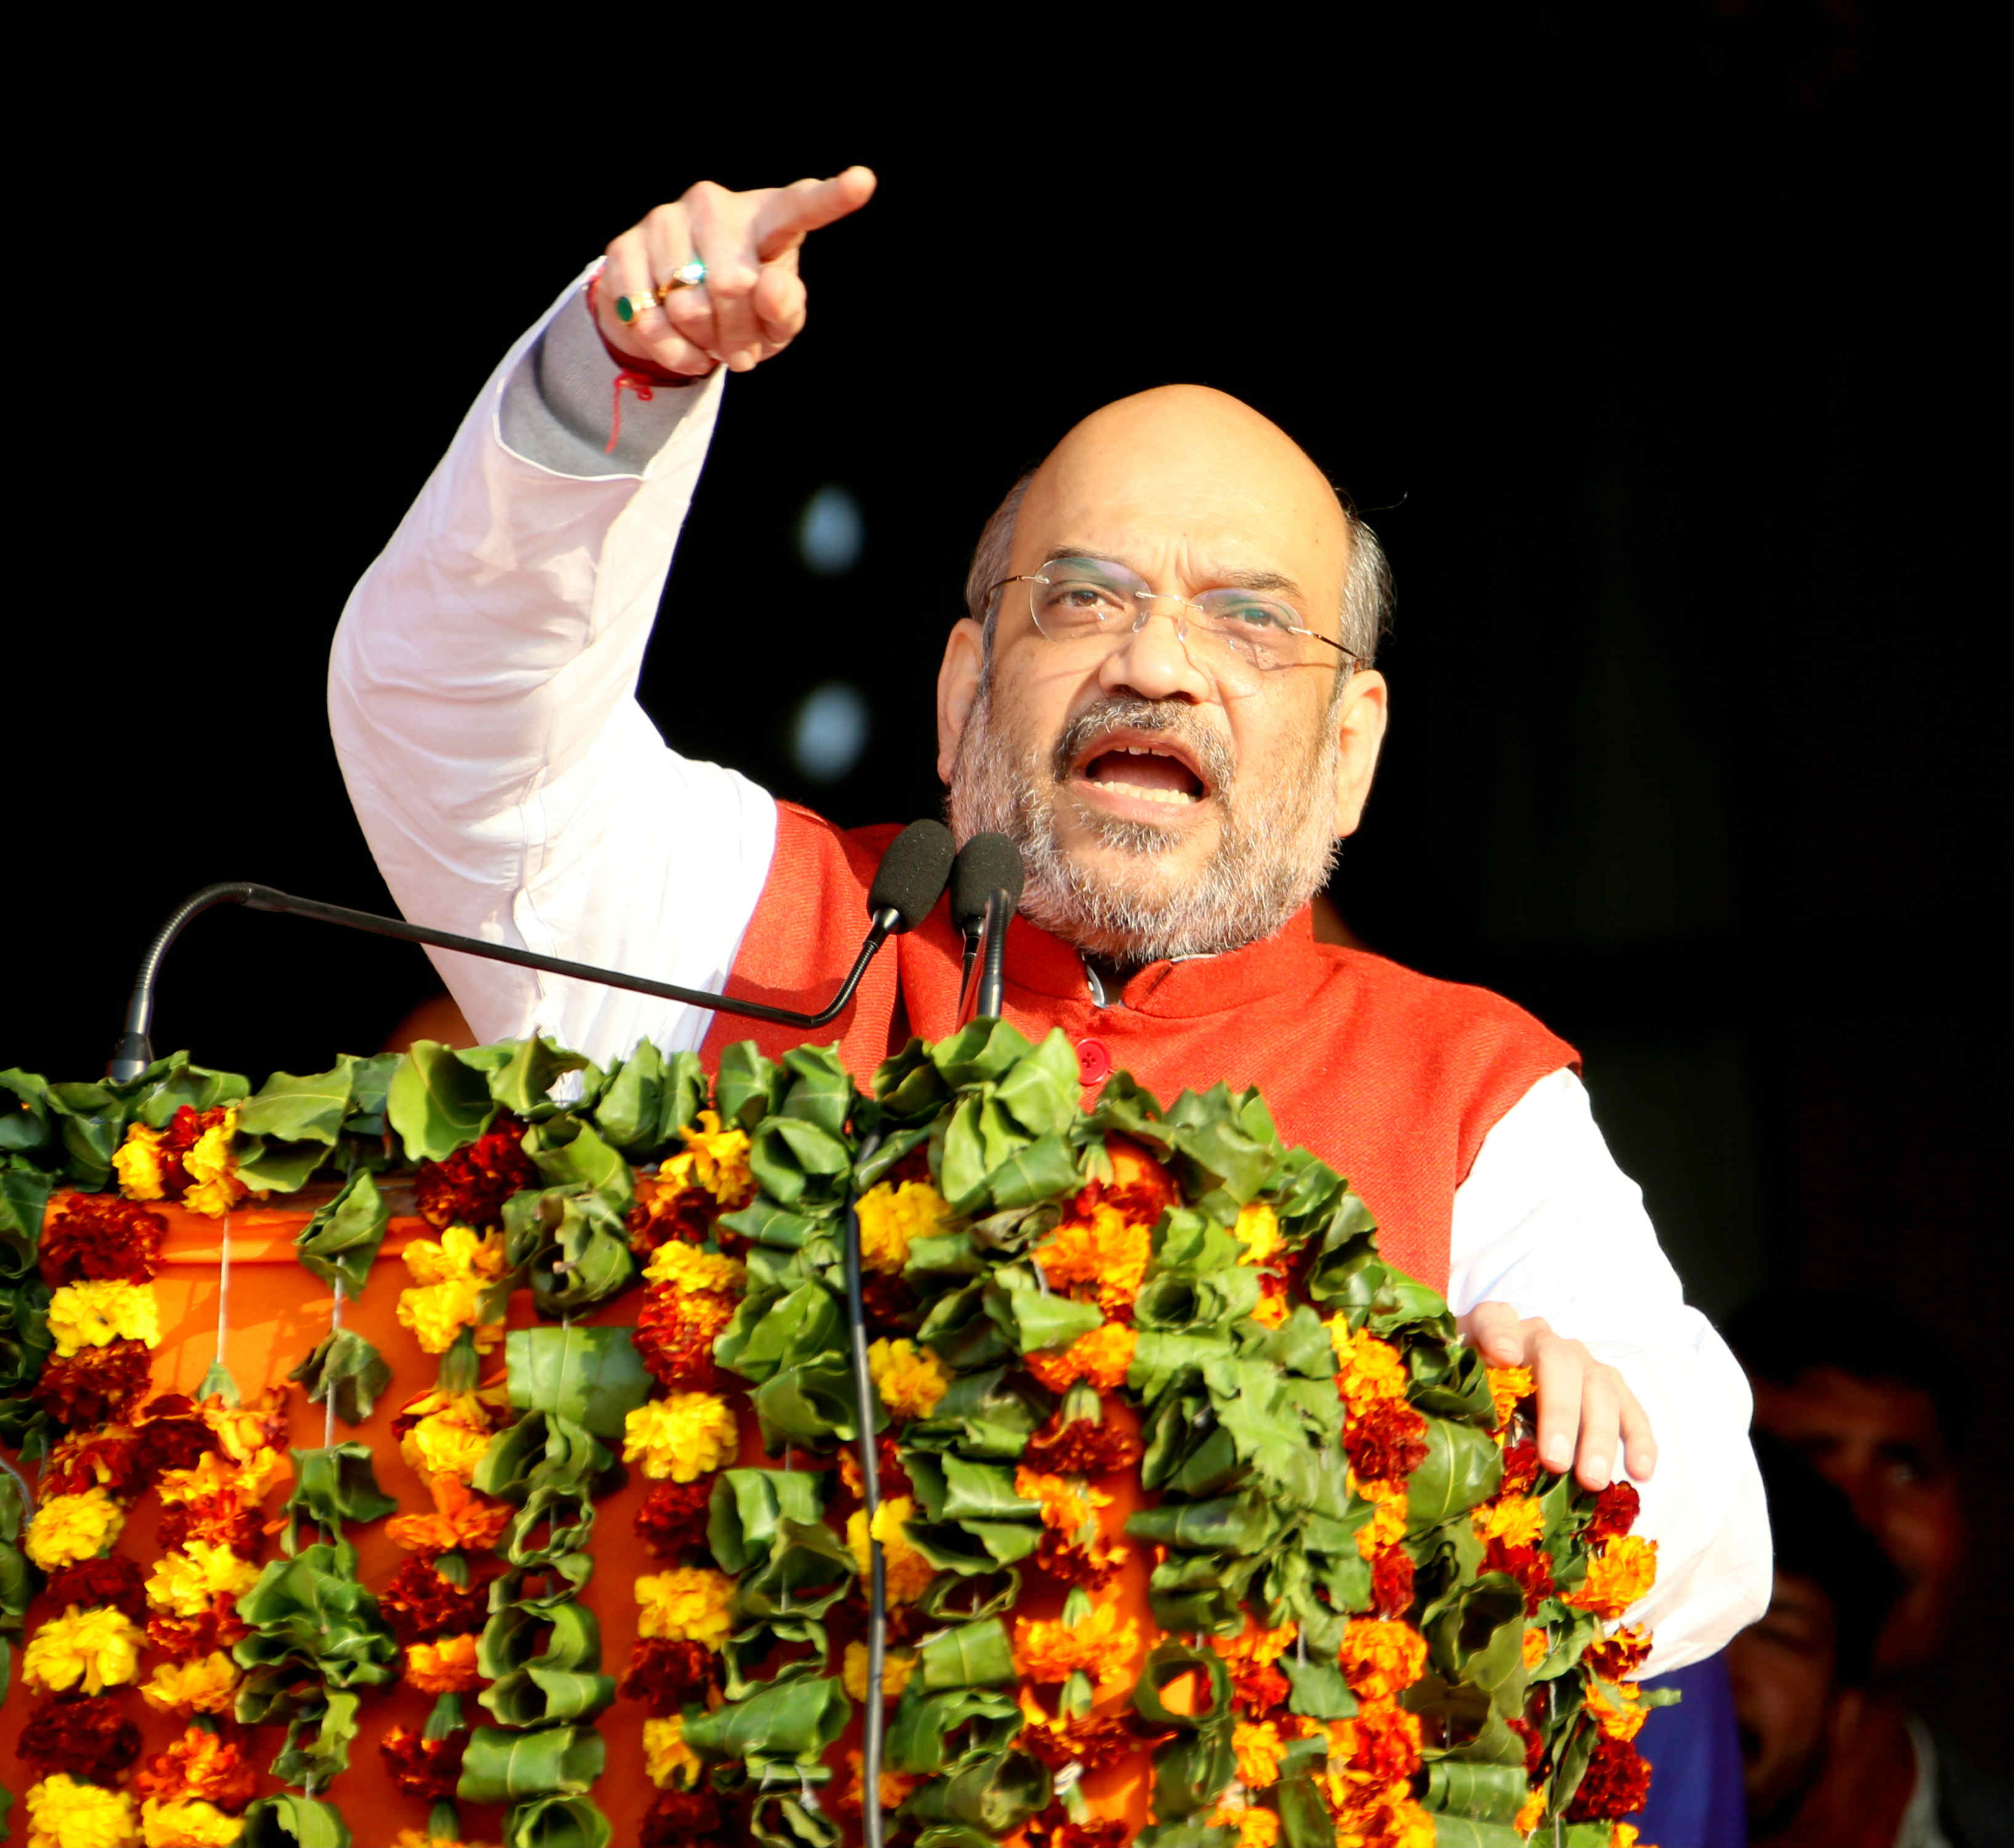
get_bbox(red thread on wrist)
[584,273,713,457]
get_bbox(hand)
[1458,1303,1657,1492]
[596,167,877,377]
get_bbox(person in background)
[1727,1293,2008,1846]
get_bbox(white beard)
[947,683,1344,964]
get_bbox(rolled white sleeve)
[329,270,776,1065]
[1448,1067,1771,1674]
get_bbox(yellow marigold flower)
[1025,1320,1137,1393]
[1251,1294,1288,1329]
[406,1633,484,1693]
[1350,1476,1408,1560]
[1338,1618,1429,1701]
[403,1395,504,1481]
[1206,1805,1280,1848]
[1586,1677,1648,1742]
[25,1604,145,1695]
[1611,1827,1642,1848]
[1472,1495,1544,1548]
[1233,1719,1287,1788]
[869,1338,952,1420]
[141,1650,240,1716]
[856,1177,953,1275]
[1233,1200,1283,1266]
[1036,1205,1152,1314]
[1523,1627,1549,1669]
[25,1773,139,1848]
[842,1750,920,1815]
[1570,1535,1659,1620]
[842,1640,917,1702]
[643,1714,704,1789]
[846,1498,937,1604]
[47,1279,161,1356]
[623,1391,739,1482]
[396,1277,504,1355]
[113,1124,170,1200]
[25,1487,126,1570]
[146,1541,262,1617]
[682,1109,755,1204]
[643,1240,748,1296]
[140,1796,244,1847]
[1514,1788,1549,1834]
[402,1224,508,1286]
[1328,1320,1408,1416]
[636,1566,738,1648]
[1488,1364,1535,1430]
[1011,1599,1139,1697]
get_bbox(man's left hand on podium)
[1459,1301,1657,1492]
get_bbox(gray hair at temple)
[960,471,1395,685]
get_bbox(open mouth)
[1070,733,1211,809]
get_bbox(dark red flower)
[1371,1544,1416,1620]
[44,1554,148,1623]
[148,1607,251,1660]
[831,1437,913,1519]
[636,1476,718,1559]
[1585,1479,1642,1543]
[1021,1401,1143,1477]
[32,1340,153,1428]
[1025,1807,1131,1848]
[1500,1437,1543,1495]
[1345,1394,1430,1482]
[41,1194,166,1285]
[860,1270,919,1332]
[634,1286,734,1392]
[1483,1538,1558,1615]
[1507,1716,1549,1780]
[1019,1711,1150,1773]
[1583,1628,1653,1682]
[412,1112,538,1232]
[640,1788,732,1846]
[380,1557,489,1644]
[42,1430,145,1501]
[1232,1662,1291,1717]
[379,1724,468,1800]
[1564,1733,1653,1822]
[135,1399,220,1477]
[158,1498,263,1557]
[1034,1527,1126,1591]
[628,1183,715,1258]
[621,1637,719,1715]
[18,1693,142,1778]
[881,1144,934,1191]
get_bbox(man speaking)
[330,167,1766,1690]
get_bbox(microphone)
[105,819,957,1081]
[950,833,1025,1025]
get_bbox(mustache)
[1048,697,1235,792]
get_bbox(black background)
[7,6,2003,1744]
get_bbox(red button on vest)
[1076,1037,1112,1084]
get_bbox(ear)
[1330,669,1389,837]
[937,617,987,784]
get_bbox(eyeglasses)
[990,555,1358,688]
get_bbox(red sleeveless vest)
[701,806,1576,1296]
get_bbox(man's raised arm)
[328,171,875,1061]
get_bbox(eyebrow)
[1041,547,1309,606]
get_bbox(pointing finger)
[753,166,878,259]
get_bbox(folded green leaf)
[505,1325,650,1444]
[709,1468,826,1574]
[240,1794,352,1848]
[456,1724,607,1802]
[237,1060,359,1146]
[389,1041,498,1162]
[1423,1760,1530,1823]
[294,1171,390,1297]
[917,1617,1016,1689]
[504,1794,615,1848]
[683,1669,851,1764]
[286,1328,390,1426]
[282,1444,398,1542]
[1405,1418,1504,1533]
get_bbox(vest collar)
[1003,909,1325,1017]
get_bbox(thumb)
[1458,1300,1527,1365]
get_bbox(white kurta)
[330,270,1770,1676]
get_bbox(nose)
[1097,597,1210,704]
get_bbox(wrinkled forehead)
[1016,387,1351,602]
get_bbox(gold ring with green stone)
[616,261,707,324]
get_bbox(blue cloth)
[1632,1650,1747,1847]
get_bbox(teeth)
[1123,785,1197,805]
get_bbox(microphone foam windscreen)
[867,819,958,934]
[950,832,1026,936]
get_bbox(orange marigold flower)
[1523,1627,1550,1669]
[134,1723,260,1808]
[1586,1677,1648,1742]
[1514,1789,1549,1834]
[1569,1536,1658,1620]
[1206,1804,1281,1848]
[1338,1618,1429,1701]
[1330,1699,1423,1782]
[386,1474,512,1554]
[1025,1322,1136,1393]
[1472,1495,1545,1548]
[406,1632,483,1693]
[1210,1616,1298,1673]
[1351,1476,1408,1561]
[1035,1210,1152,1316]
[1232,1718,1287,1788]
[1488,1364,1535,1429]
[1584,1624,1653,1682]
[1014,1467,1109,1537]
[845,1500,937,1605]
[1329,1320,1409,1416]
[1012,1601,1139,1697]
